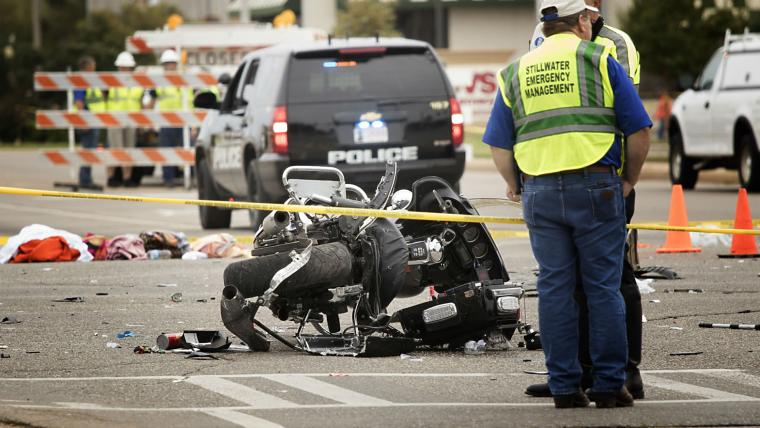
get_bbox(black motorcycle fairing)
[400,177,509,284]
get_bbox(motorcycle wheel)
[223,241,353,298]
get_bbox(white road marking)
[262,374,392,406]
[202,409,285,428]
[186,376,297,409]
[700,371,760,390]
[641,373,758,401]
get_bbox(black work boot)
[586,387,634,408]
[553,390,590,409]
[525,372,593,398]
[626,368,645,399]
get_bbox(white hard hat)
[114,51,136,68]
[159,49,179,64]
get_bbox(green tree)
[622,0,749,86]
[0,1,177,143]
[334,0,399,37]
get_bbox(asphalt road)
[1,151,760,427]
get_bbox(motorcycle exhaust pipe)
[220,285,271,352]
[260,211,291,238]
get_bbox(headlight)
[422,303,458,324]
[497,296,520,313]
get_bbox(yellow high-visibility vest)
[596,25,640,86]
[156,87,189,111]
[107,87,143,112]
[81,88,107,112]
[498,33,617,176]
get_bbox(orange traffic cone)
[657,185,702,253]
[718,188,760,259]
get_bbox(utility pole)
[433,0,445,48]
[31,0,42,50]
[240,0,250,23]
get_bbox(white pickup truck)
[669,30,760,192]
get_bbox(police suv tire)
[223,241,353,299]
[246,165,267,229]
[738,134,760,192]
[669,130,698,190]
[197,159,231,229]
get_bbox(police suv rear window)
[286,48,448,103]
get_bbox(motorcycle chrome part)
[422,302,458,324]
[259,241,313,307]
[439,228,457,246]
[496,296,520,313]
[346,184,370,202]
[283,165,346,201]
[391,189,413,210]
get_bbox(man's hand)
[507,188,521,202]
[622,180,633,197]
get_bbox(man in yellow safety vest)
[146,49,188,187]
[106,51,143,187]
[483,0,651,408]
[525,0,645,401]
[73,55,106,191]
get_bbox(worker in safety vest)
[145,49,190,187]
[73,55,106,191]
[483,0,651,408]
[106,51,143,187]
[524,0,645,401]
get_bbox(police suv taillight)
[450,97,464,147]
[271,106,288,154]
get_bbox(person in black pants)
[525,190,644,399]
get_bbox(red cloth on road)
[10,236,81,263]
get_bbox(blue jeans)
[522,169,627,395]
[159,127,183,183]
[77,128,100,186]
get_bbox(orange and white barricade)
[34,70,215,189]
[43,148,194,167]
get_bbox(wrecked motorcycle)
[221,162,529,356]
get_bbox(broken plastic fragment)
[106,342,121,349]
[116,330,136,339]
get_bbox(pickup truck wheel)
[669,131,699,189]
[738,134,760,192]
[197,159,231,229]
[246,166,267,230]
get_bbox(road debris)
[635,266,680,280]
[1,316,20,324]
[157,283,178,288]
[329,373,349,377]
[669,327,684,331]
[116,330,136,339]
[170,292,183,303]
[156,333,183,350]
[105,342,121,349]
[52,296,85,303]
[400,353,424,362]
[650,299,661,303]
[699,322,760,330]
[186,350,219,360]
[524,370,549,375]
[670,351,703,356]
[665,288,704,294]
[636,278,656,294]
[181,330,231,351]
[0,353,10,359]
[95,292,108,296]
[464,340,487,355]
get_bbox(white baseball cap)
[540,0,598,22]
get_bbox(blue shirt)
[482,56,652,168]
[73,90,88,110]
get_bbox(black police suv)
[194,37,466,229]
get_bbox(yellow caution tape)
[0,186,524,225]
[628,223,760,236]
[0,186,758,236]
